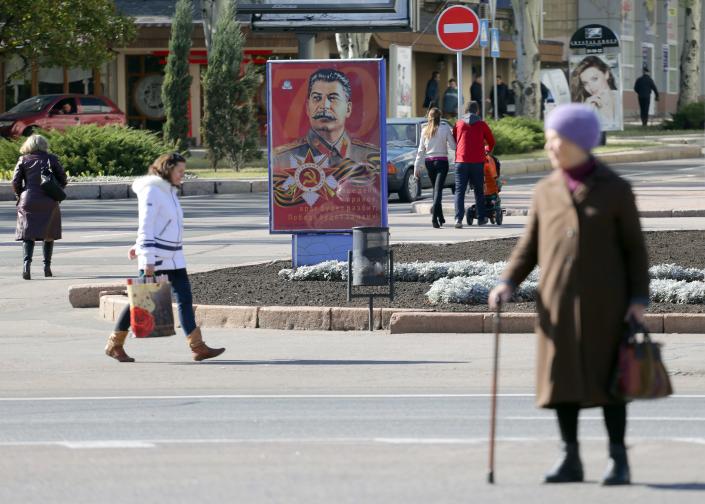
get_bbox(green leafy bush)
[664,101,705,130]
[487,117,545,155]
[0,125,175,179]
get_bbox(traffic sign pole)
[479,19,489,118]
[457,53,463,118]
[435,5,480,120]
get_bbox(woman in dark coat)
[12,134,67,279]
[489,104,649,486]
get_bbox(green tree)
[162,0,193,151]
[0,0,136,84]
[201,0,260,171]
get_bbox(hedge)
[664,101,705,130]
[0,125,176,179]
[486,116,545,155]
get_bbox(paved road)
[1,331,704,503]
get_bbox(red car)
[0,94,126,138]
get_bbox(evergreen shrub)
[0,125,174,179]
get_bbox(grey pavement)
[1,157,704,503]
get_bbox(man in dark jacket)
[470,75,483,114]
[633,68,659,126]
[442,78,458,118]
[452,101,496,227]
[423,71,440,110]
[489,76,508,118]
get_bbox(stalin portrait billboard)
[267,60,387,233]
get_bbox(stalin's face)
[307,80,351,139]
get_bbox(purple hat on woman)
[545,103,601,152]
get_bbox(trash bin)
[352,226,390,286]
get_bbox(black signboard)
[569,24,620,54]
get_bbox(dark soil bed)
[190,231,705,313]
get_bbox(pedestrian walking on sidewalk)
[489,104,650,486]
[442,78,458,119]
[12,134,67,280]
[105,153,225,363]
[452,101,495,228]
[422,71,440,111]
[633,67,659,127]
[414,107,456,228]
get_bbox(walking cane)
[487,296,502,484]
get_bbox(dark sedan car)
[386,117,456,202]
[0,94,126,138]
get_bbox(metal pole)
[493,56,498,120]
[456,52,463,119]
[296,33,315,59]
[368,295,374,332]
[481,48,486,118]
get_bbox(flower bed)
[279,260,704,305]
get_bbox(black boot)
[602,443,631,486]
[544,442,584,483]
[43,241,54,277]
[432,216,440,228]
[22,240,34,280]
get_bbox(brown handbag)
[612,320,673,400]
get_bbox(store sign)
[569,24,620,54]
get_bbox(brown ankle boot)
[187,327,225,361]
[105,331,135,363]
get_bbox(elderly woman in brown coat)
[12,134,67,280]
[489,104,649,486]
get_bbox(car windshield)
[8,96,55,114]
[386,123,418,147]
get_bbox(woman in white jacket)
[413,107,456,228]
[105,153,225,362]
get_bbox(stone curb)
[410,202,705,218]
[94,295,703,334]
[0,179,269,202]
[2,145,699,202]
[499,144,702,176]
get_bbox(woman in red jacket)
[452,101,495,228]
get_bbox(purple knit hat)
[545,103,601,152]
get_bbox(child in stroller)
[465,147,504,225]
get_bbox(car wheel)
[398,169,419,203]
[22,126,35,136]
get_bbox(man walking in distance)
[470,75,483,115]
[423,71,440,111]
[442,78,459,119]
[453,101,496,228]
[633,67,659,126]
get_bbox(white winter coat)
[131,175,186,271]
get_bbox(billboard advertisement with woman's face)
[569,54,623,131]
[267,59,387,233]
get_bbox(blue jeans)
[115,268,197,337]
[454,162,486,222]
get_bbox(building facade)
[1,0,703,144]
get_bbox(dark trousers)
[638,96,651,126]
[115,268,197,337]
[454,162,485,222]
[555,404,627,446]
[425,159,448,223]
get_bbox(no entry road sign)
[436,5,481,52]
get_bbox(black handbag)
[40,158,66,202]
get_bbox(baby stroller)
[465,150,504,226]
